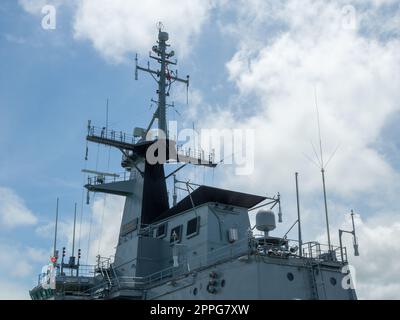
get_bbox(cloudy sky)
[0,0,399,299]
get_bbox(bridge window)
[156,222,167,238]
[186,216,200,238]
[170,225,183,243]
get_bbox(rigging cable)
[78,135,89,260]
[77,166,87,251]
[97,145,111,255]
[86,143,100,264]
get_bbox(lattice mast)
[135,23,189,139]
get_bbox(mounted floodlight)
[354,244,359,256]
[350,210,359,256]
[169,50,175,58]
[278,205,282,223]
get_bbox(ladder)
[316,263,327,299]
[98,262,112,289]
[110,263,120,289]
[306,261,319,300]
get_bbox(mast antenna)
[53,197,59,258]
[314,86,332,252]
[295,173,303,257]
[106,98,109,134]
[135,22,189,139]
[72,202,77,257]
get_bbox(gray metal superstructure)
[30,27,358,301]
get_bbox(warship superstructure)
[30,27,358,300]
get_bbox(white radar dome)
[256,210,276,233]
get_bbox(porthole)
[193,288,198,296]
[330,277,337,286]
[221,279,226,287]
[287,272,294,281]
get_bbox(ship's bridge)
[132,186,267,275]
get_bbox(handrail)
[86,170,136,185]
[88,126,138,145]
[87,124,215,164]
[37,234,348,298]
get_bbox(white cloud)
[0,279,30,300]
[73,0,214,63]
[85,194,124,262]
[35,194,123,264]
[0,242,50,300]
[197,0,400,198]
[0,187,37,228]
[197,0,400,299]
[0,243,37,278]
[19,0,214,62]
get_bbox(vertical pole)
[173,174,177,206]
[106,98,109,136]
[351,210,359,256]
[158,30,167,138]
[277,192,282,223]
[61,247,65,275]
[339,230,344,263]
[295,173,302,257]
[72,203,77,257]
[321,168,332,252]
[351,210,356,238]
[135,54,138,80]
[53,198,59,258]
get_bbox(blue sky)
[0,0,400,299]
[0,0,239,297]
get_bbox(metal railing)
[36,264,97,286]
[88,124,216,164]
[301,241,347,262]
[176,145,216,164]
[35,235,348,298]
[86,170,136,186]
[88,126,139,145]
[251,237,348,263]
[92,236,348,291]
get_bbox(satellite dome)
[256,210,276,233]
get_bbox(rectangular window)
[186,216,200,238]
[156,222,167,238]
[170,225,183,243]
